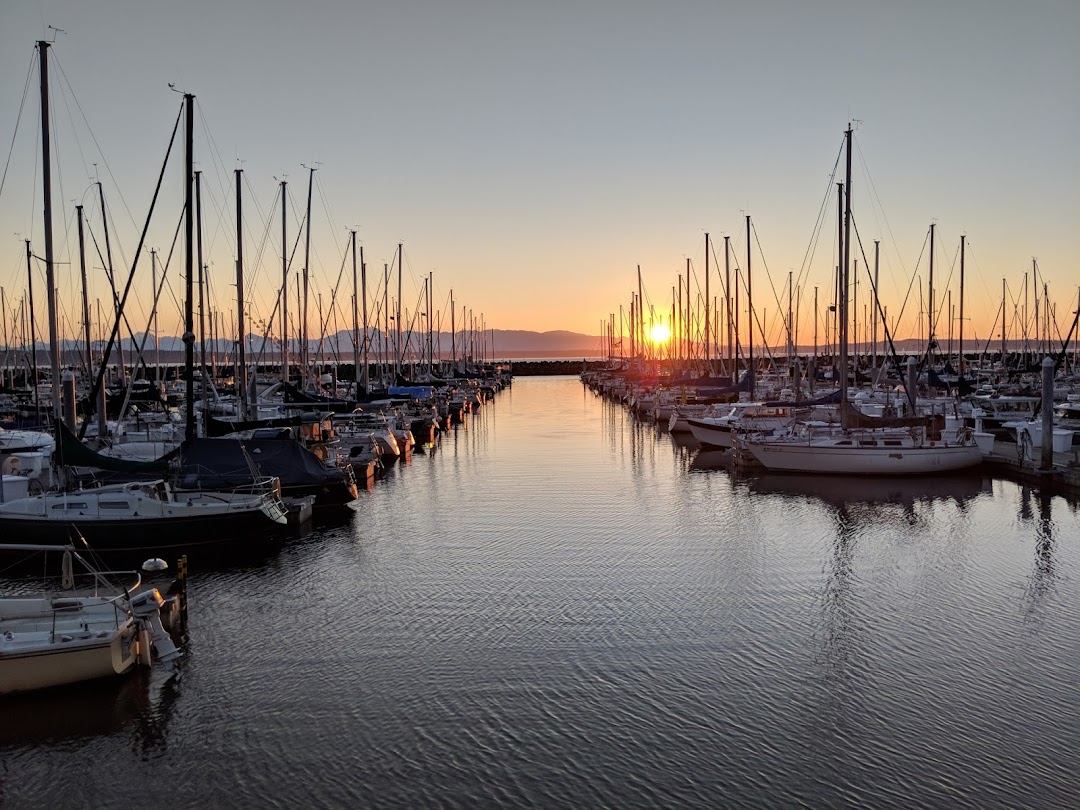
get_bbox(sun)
[649,322,671,344]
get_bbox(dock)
[984,439,1080,497]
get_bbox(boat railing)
[48,581,134,641]
[228,475,281,498]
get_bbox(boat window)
[51,502,88,510]
[884,440,903,447]
[835,440,852,446]
[98,501,130,510]
[858,439,877,447]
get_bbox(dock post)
[906,356,917,416]
[177,554,189,633]
[1041,356,1054,471]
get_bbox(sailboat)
[0,47,288,554]
[0,544,181,695]
[739,125,982,476]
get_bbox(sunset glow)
[649,322,671,345]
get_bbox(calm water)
[3,376,1079,808]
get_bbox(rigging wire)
[77,100,183,440]
[0,50,35,206]
[52,54,138,233]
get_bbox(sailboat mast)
[872,240,879,374]
[95,180,126,386]
[350,230,358,392]
[196,172,208,428]
[724,235,733,382]
[25,240,40,420]
[151,249,158,383]
[813,285,819,383]
[428,271,433,375]
[235,168,249,421]
[0,287,7,389]
[183,93,196,441]
[630,266,639,367]
[37,42,61,424]
[840,124,852,407]
[302,167,314,389]
[360,244,369,393]
[396,243,403,378]
[280,180,288,382]
[928,222,935,358]
[959,235,965,376]
[76,205,93,382]
[704,232,711,375]
[746,215,754,398]
[1001,278,1006,363]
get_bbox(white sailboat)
[739,125,983,476]
[0,544,181,695]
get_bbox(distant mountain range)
[10,329,607,361]
[8,330,1061,363]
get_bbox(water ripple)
[4,377,1080,808]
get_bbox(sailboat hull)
[0,510,284,553]
[742,441,983,475]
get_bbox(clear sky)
[1,0,1077,351]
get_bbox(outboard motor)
[130,588,183,667]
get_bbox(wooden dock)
[983,439,1080,498]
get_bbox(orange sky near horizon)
[1,2,1075,354]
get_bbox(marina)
[3,376,1079,807]
[1,5,1078,806]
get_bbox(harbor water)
[3,376,1079,808]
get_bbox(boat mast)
[813,285,819,388]
[840,123,852,410]
[302,167,314,390]
[787,270,793,368]
[383,263,390,382]
[37,41,61,425]
[1001,277,1007,365]
[636,265,644,369]
[360,246,368,393]
[76,206,93,385]
[280,179,288,383]
[25,240,40,421]
[196,171,208,431]
[183,93,196,441]
[198,246,208,425]
[396,243,403,378]
[724,235,733,382]
[872,240,879,375]
[235,168,249,421]
[746,215,754,398]
[0,287,7,389]
[928,222,935,361]
[704,232,711,376]
[95,180,125,387]
[350,230,358,393]
[151,249,158,383]
[959,235,965,377]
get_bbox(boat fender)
[930,441,935,447]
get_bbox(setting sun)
[648,322,671,344]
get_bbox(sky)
[1,0,1077,353]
